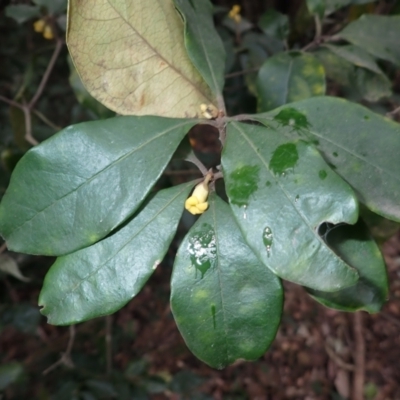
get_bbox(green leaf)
[353,67,392,103]
[253,97,400,222]
[67,55,115,119]
[171,194,283,369]
[313,47,354,86]
[67,0,214,117]
[5,5,41,24]
[0,117,196,256]
[308,220,388,313]
[323,44,383,75]
[306,0,325,18]
[222,122,359,291]
[258,9,290,41]
[338,15,400,66]
[173,0,226,100]
[39,183,193,325]
[256,52,326,112]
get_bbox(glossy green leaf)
[171,194,283,369]
[258,9,289,41]
[222,122,359,291]
[173,0,226,101]
[323,44,382,75]
[338,15,400,66]
[256,52,325,112]
[39,183,194,325]
[308,220,388,313]
[0,117,196,255]
[306,0,325,18]
[67,0,214,117]
[67,56,115,119]
[253,97,400,222]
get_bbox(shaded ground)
[1,230,399,400]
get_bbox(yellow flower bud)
[43,25,54,40]
[185,174,212,215]
[228,5,241,23]
[34,19,46,33]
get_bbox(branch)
[0,38,64,146]
[43,325,76,375]
[29,38,64,109]
[352,312,365,400]
[386,105,400,118]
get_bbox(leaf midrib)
[11,120,194,236]
[45,182,193,313]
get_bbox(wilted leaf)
[67,55,114,119]
[171,194,283,368]
[222,122,359,291]
[67,0,215,117]
[0,116,196,255]
[256,52,325,112]
[39,183,194,325]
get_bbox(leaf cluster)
[1,0,400,369]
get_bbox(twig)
[352,312,365,400]
[105,315,113,376]
[0,38,64,146]
[185,153,209,176]
[301,34,341,52]
[225,66,260,79]
[314,15,322,42]
[43,325,76,375]
[22,100,38,146]
[29,38,63,109]
[33,109,62,131]
[0,95,24,109]
[386,105,400,118]
[324,342,355,371]
[0,242,7,254]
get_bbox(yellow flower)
[43,25,54,40]
[33,19,54,40]
[185,174,212,215]
[228,5,241,23]
[33,19,46,33]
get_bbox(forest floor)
[1,231,399,400]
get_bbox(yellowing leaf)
[67,0,215,117]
